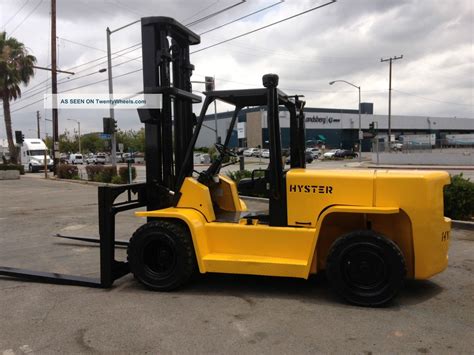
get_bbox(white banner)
[44,93,162,109]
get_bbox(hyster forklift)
[0,17,452,306]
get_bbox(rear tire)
[326,230,406,306]
[127,220,196,291]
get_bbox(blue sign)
[99,133,111,139]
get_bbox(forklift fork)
[0,183,147,288]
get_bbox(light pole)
[329,80,362,162]
[106,20,140,167]
[67,119,81,153]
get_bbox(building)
[196,104,474,151]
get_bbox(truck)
[0,17,451,307]
[444,133,474,146]
[20,138,53,172]
[399,134,436,147]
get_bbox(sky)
[0,0,472,139]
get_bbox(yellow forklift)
[0,17,451,306]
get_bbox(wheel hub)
[343,247,387,290]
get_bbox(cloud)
[0,0,472,139]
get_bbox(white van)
[20,138,53,173]
[68,153,84,165]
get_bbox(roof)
[203,88,294,107]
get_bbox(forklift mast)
[138,17,202,210]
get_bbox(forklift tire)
[127,220,196,291]
[326,230,406,307]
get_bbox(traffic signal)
[15,130,24,144]
[369,122,376,135]
[205,76,215,91]
[103,117,117,134]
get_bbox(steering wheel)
[215,143,237,158]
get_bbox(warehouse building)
[196,104,474,151]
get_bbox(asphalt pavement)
[1,176,473,354]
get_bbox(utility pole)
[381,55,403,148]
[36,111,41,139]
[106,27,116,167]
[51,0,59,173]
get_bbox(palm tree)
[0,32,36,164]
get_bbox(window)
[29,150,46,156]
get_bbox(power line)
[191,0,336,54]
[10,0,44,35]
[12,53,141,107]
[9,2,336,112]
[64,43,141,71]
[199,0,284,35]
[182,0,220,23]
[9,68,143,114]
[3,0,29,30]
[186,0,246,27]
[392,89,473,107]
[58,37,106,53]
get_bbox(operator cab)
[183,77,307,227]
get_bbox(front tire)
[326,230,406,306]
[127,220,196,291]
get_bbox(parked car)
[261,149,270,158]
[334,149,358,159]
[306,148,321,159]
[122,152,135,163]
[391,142,403,151]
[285,151,314,165]
[243,148,260,157]
[235,147,246,156]
[86,153,106,165]
[323,149,339,159]
[68,153,83,164]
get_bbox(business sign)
[305,115,341,124]
[237,122,246,139]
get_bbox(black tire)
[326,230,406,307]
[28,164,33,173]
[127,220,196,291]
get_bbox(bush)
[444,174,474,221]
[226,169,265,183]
[56,164,79,179]
[111,175,123,184]
[86,165,117,183]
[118,166,137,183]
[0,164,25,175]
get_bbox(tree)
[0,32,36,163]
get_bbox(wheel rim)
[341,243,388,292]
[142,235,177,278]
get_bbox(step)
[202,253,308,278]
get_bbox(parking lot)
[1,176,473,353]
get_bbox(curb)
[46,177,122,187]
[452,220,474,231]
[241,196,269,202]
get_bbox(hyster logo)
[289,184,333,194]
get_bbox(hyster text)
[289,184,333,194]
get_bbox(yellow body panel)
[286,169,375,227]
[176,178,216,222]
[136,169,451,281]
[210,175,246,212]
[373,170,451,279]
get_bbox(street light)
[67,118,81,153]
[329,80,362,162]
